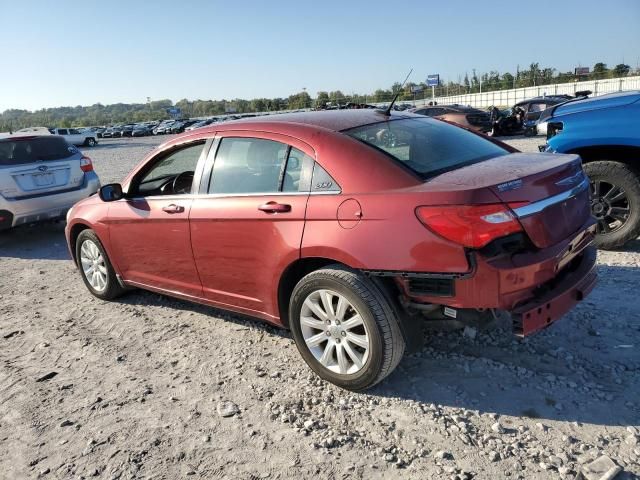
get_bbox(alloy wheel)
[80,239,108,292]
[591,180,631,234]
[300,289,370,375]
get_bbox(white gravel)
[1,134,638,479]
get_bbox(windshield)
[0,136,76,165]
[344,117,508,179]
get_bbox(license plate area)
[32,173,55,186]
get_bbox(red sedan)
[65,110,597,391]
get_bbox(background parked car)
[185,118,216,131]
[410,105,492,133]
[49,128,98,147]
[153,121,176,135]
[541,90,640,250]
[102,127,122,138]
[0,134,100,230]
[131,125,153,137]
[119,125,134,137]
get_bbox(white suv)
[49,128,99,147]
[0,134,100,230]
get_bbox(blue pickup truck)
[540,91,640,249]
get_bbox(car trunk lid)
[420,152,592,248]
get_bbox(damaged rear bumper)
[511,246,597,336]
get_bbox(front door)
[107,141,207,297]
[189,134,314,320]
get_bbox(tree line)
[0,61,635,131]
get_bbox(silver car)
[0,134,100,230]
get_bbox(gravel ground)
[1,134,639,480]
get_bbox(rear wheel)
[584,161,640,250]
[76,229,125,300]
[85,137,97,147]
[289,265,405,391]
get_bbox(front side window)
[69,129,81,135]
[57,129,68,135]
[209,137,288,194]
[345,117,508,179]
[135,142,204,196]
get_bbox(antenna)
[379,69,413,116]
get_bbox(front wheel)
[76,229,126,300]
[85,137,97,147]
[584,161,640,250]
[289,265,405,391]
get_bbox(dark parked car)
[169,120,199,134]
[101,127,120,138]
[65,110,596,390]
[119,126,134,137]
[410,105,492,133]
[541,90,640,249]
[132,126,153,137]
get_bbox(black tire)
[75,229,126,300]
[583,161,640,250]
[289,265,405,391]
[85,137,97,147]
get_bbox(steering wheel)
[171,171,195,195]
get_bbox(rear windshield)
[345,117,508,179]
[0,136,76,166]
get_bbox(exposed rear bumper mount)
[511,246,597,336]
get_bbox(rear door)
[0,136,84,199]
[189,132,313,320]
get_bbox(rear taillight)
[415,204,523,248]
[80,156,93,172]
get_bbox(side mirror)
[99,183,124,202]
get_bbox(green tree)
[287,91,312,109]
[592,62,609,79]
[613,63,631,77]
[315,91,329,108]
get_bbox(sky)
[1,0,639,112]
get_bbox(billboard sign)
[426,74,440,87]
[166,107,181,118]
[574,67,590,76]
[410,85,423,93]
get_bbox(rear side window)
[0,137,76,166]
[345,117,508,179]
[210,138,288,194]
[283,148,313,193]
[311,163,340,192]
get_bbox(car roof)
[197,109,415,134]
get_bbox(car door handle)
[258,202,291,213]
[162,204,184,214]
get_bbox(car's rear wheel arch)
[277,258,407,329]
[278,257,351,328]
